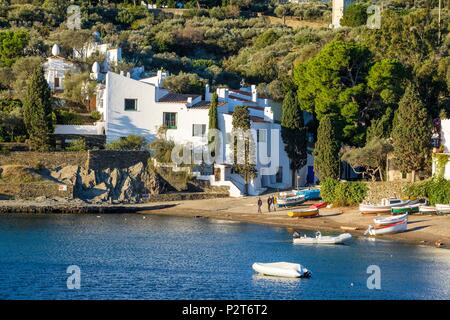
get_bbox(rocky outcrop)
[49,162,170,204]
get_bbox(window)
[276,166,283,183]
[192,124,206,137]
[124,99,137,111]
[257,129,267,143]
[401,172,407,179]
[163,112,177,129]
[54,77,60,88]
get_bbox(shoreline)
[140,197,450,250]
[1,196,449,249]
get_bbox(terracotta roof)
[250,115,270,123]
[230,89,252,97]
[189,101,226,109]
[158,92,201,103]
[226,112,270,124]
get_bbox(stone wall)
[0,182,73,199]
[0,152,88,169]
[86,150,150,171]
[365,181,411,203]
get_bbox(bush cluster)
[404,178,450,205]
[321,178,367,206]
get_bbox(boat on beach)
[252,262,311,278]
[292,188,321,200]
[277,193,305,207]
[391,203,420,215]
[310,202,327,209]
[364,219,408,236]
[436,204,450,214]
[287,208,319,218]
[374,213,408,226]
[359,198,410,214]
[293,231,352,245]
[419,205,437,214]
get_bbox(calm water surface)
[0,213,449,300]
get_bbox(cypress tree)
[314,114,340,181]
[207,92,219,162]
[391,84,431,182]
[23,66,53,151]
[232,106,256,195]
[208,92,218,130]
[281,90,308,187]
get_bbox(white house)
[55,70,313,196]
[43,44,79,91]
[331,0,354,28]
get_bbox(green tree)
[340,3,368,27]
[293,40,372,145]
[0,29,29,67]
[281,90,307,187]
[232,106,256,195]
[341,139,393,181]
[314,115,340,182]
[23,66,53,151]
[163,72,208,95]
[391,85,432,182]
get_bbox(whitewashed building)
[43,44,79,91]
[55,70,309,196]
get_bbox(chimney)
[157,70,162,87]
[251,85,257,102]
[205,84,211,102]
[187,97,192,107]
[119,70,124,76]
[126,72,130,78]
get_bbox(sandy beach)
[141,194,450,249]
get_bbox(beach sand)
[141,194,450,249]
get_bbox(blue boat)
[292,188,321,200]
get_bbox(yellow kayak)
[288,208,319,218]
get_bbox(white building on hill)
[55,70,318,196]
[43,44,79,91]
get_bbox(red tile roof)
[158,92,201,103]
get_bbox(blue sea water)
[0,213,449,300]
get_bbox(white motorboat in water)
[364,219,407,236]
[293,231,352,245]
[359,198,410,214]
[252,262,311,278]
[373,213,408,226]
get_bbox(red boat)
[310,202,327,209]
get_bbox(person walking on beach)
[272,196,277,212]
[257,197,262,213]
[267,196,272,213]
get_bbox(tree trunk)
[411,170,416,182]
[292,167,297,189]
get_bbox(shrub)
[149,138,175,163]
[106,135,147,151]
[321,178,367,206]
[66,138,87,151]
[90,111,102,121]
[404,178,450,205]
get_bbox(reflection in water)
[0,213,449,299]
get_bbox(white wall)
[54,122,105,135]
